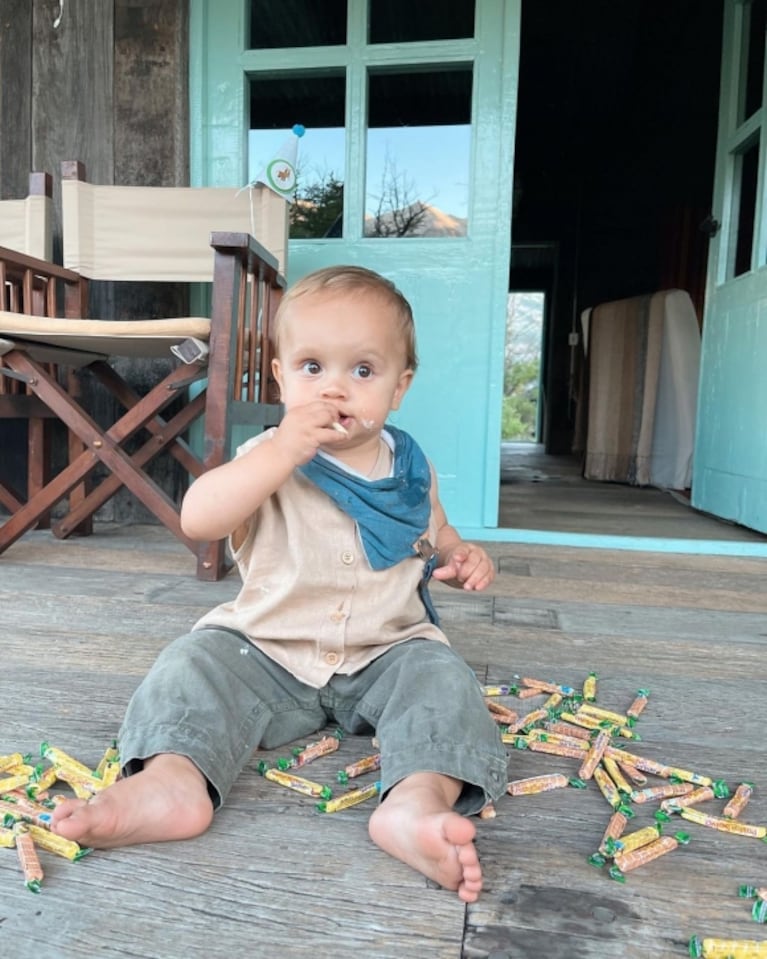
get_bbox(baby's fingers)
[458,549,495,591]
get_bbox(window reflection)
[739,0,766,123]
[249,0,346,49]
[733,137,759,277]
[249,73,345,238]
[366,67,472,237]
[369,0,475,43]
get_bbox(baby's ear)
[271,357,284,400]
[391,368,414,410]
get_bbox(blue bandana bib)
[299,426,439,624]
[299,426,430,569]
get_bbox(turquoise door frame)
[189,0,767,557]
[189,0,519,534]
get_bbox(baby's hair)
[272,265,418,371]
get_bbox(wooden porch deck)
[2,524,766,958]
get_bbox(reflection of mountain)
[364,203,467,237]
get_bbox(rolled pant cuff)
[118,722,234,809]
[381,746,508,815]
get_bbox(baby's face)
[272,290,413,438]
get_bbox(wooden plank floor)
[2,524,767,958]
[499,447,767,541]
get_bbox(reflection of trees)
[366,155,430,237]
[288,153,434,238]
[289,173,343,238]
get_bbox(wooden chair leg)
[53,390,205,538]
[0,350,204,557]
[0,480,24,515]
[63,369,93,536]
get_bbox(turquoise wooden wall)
[691,0,767,541]
[693,277,767,534]
[189,0,519,534]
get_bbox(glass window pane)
[369,0,475,43]
[739,0,766,122]
[249,0,346,49]
[249,73,345,238]
[733,137,759,277]
[365,67,472,238]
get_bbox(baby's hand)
[271,402,347,466]
[432,542,495,591]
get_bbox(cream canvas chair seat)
[0,161,287,580]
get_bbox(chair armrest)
[0,245,80,283]
[0,245,86,319]
[209,231,283,285]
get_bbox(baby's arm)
[180,400,347,542]
[428,468,495,592]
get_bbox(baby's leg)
[52,629,329,850]
[333,640,508,901]
[51,753,213,849]
[368,772,483,903]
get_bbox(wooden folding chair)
[0,172,56,522]
[0,161,286,580]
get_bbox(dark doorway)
[503,0,731,538]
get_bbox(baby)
[52,265,508,902]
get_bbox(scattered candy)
[14,825,44,893]
[723,782,755,820]
[677,806,766,839]
[507,773,569,796]
[689,935,767,958]
[582,671,598,702]
[611,834,685,878]
[316,781,381,813]
[337,753,381,785]
[292,733,341,768]
[264,768,333,800]
[626,689,650,721]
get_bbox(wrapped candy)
[14,825,44,893]
[678,806,766,839]
[689,936,767,958]
[337,754,381,785]
[723,782,755,820]
[578,729,612,781]
[292,733,341,768]
[25,823,91,861]
[582,671,598,702]
[507,773,569,796]
[626,688,650,721]
[611,834,686,879]
[264,768,332,800]
[316,781,381,813]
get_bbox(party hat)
[254,124,305,198]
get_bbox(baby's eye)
[301,360,322,375]
[353,363,374,379]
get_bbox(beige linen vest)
[194,431,449,688]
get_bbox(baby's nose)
[321,376,347,398]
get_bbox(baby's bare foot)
[368,773,483,902]
[51,754,213,849]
